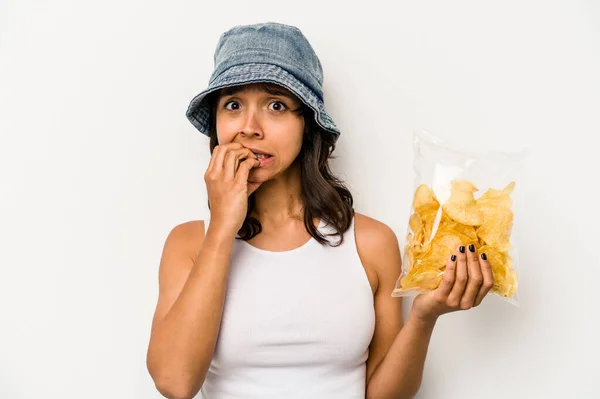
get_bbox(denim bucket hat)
[185,22,340,142]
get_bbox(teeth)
[255,153,270,159]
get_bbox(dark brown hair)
[205,82,354,246]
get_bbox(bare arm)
[146,143,264,398]
[354,213,421,399]
[366,312,436,399]
[366,232,495,398]
[146,220,235,399]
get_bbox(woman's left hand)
[411,244,495,324]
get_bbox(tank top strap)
[319,213,356,248]
[203,217,210,235]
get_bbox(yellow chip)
[476,209,514,251]
[416,232,463,270]
[420,209,439,243]
[413,184,440,214]
[437,219,478,243]
[413,228,424,247]
[479,245,517,298]
[496,268,518,298]
[442,180,484,226]
[403,231,417,270]
[476,181,516,252]
[403,245,415,271]
[477,181,515,210]
[409,212,422,234]
[400,266,444,290]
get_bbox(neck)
[251,160,305,227]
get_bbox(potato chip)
[412,185,441,241]
[403,232,418,271]
[477,181,515,210]
[437,220,478,243]
[442,180,484,226]
[416,232,463,269]
[413,184,440,214]
[403,245,415,272]
[478,244,510,270]
[419,210,438,243]
[479,245,517,298]
[496,268,518,298]
[476,209,514,252]
[413,228,425,248]
[475,181,516,252]
[409,212,422,234]
[400,266,444,290]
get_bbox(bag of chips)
[392,129,529,307]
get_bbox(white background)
[1,0,599,398]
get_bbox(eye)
[223,100,240,111]
[269,100,288,112]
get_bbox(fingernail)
[481,253,487,260]
[469,244,475,252]
[451,254,456,261]
[459,246,465,253]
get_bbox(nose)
[239,108,264,139]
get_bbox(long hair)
[204,82,354,247]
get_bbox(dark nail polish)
[459,246,465,253]
[469,244,475,252]
[451,254,456,261]
[481,253,487,260]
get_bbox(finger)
[206,144,222,174]
[447,245,468,306]
[474,252,494,306]
[461,243,483,309]
[205,145,224,186]
[212,143,243,175]
[223,148,257,180]
[437,253,457,298]
[235,157,261,189]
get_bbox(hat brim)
[185,63,340,139]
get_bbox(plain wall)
[1,0,598,397]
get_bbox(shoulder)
[166,219,205,242]
[353,212,398,247]
[162,220,206,261]
[353,212,402,293]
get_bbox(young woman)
[146,22,495,399]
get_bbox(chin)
[248,170,267,181]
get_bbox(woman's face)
[215,83,305,184]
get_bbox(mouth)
[255,155,274,168]
[247,147,274,160]
[250,153,274,167]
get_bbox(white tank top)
[200,215,375,399]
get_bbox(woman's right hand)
[204,143,263,235]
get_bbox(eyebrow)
[219,85,297,100]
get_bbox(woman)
[146,22,495,399]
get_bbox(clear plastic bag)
[391,129,529,307]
